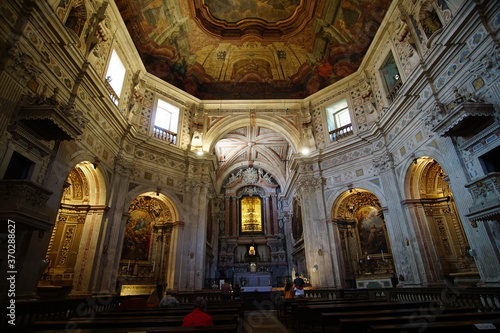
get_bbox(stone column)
[93,156,134,295]
[167,221,184,290]
[296,176,336,288]
[70,206,108,296]
[224,196,231,236]
[264,195,272,235]
[177,180,209,290]
[272,195,280,235]
[373,152,423,286]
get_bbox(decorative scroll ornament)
[242,167,259,184]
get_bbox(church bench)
[339,310,500,333]
[286,298,383,330]
[98,306,241,318]
[278,298,374,331]
[279,298,336,325]
[320,306,477,332]
[31,313,240,330]
[369,318,500,332]
[33,324,238,333]
[300,301,431,333]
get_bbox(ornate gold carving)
[241,197,262,232]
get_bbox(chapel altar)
[234,271,272,292]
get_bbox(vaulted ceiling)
[116,0,392,100]
[114,0,392,182]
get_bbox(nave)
[9,288,500,333]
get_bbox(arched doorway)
[406,157,478,285]
[38,161,106,293]
[117,193,178,292]
[331,189,396,288]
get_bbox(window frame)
[151,97,181,145]
[325,98,354,142]
[104,48,127,105]
[379,51,402,102]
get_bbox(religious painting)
[204,0,300,22]
[291,198,303,240]
[241,196,263,232]
[121,209,153,261]
[115,0,393,100]
[356,206,388,255]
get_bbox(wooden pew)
[31,313,240,331]
[339,310,500,333]
[98,307,240,318]
[301,301,430,333]
[369,318,500,333]
[279,298,335,328]
[289,298,387,332]
[33,324,238,333]
[321,306,477,333]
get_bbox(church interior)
[1,0,500,331]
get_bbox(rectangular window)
[380,53,402,102]
[326,99,353,142]
[153,99,180,144]
[105,49,126,105]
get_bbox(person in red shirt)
[182,297,213,327]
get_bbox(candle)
[381,250,384,260]
[127,260,130,270]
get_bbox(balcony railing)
[0,179,53,229]
[465,172,500,226]
[153,125,177,144]
[329,123,353,142]
[104,80,119,106]
[387,78,403,102]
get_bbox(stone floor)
[240,310,291,333]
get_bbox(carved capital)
[372,152,394,173]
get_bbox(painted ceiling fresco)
[115,0,392,100]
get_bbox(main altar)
[234,271,272,292]
[232,244,272,292]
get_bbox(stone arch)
[331,188,395,288]
[403,156,478,284]
[117,190,181,290]
[39,161,107,294]
[203,114,302,156]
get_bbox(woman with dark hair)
[293,273,305,298]
[284,281,294,299]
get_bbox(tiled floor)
[240,310,291,333]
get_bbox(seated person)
[182,297,213,327]
[283,281,294,299]
[233,282,241,300]
[159,290,179,307]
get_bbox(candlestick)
[381,250,384,260]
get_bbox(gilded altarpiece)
[218,168,289,287]
[332,191,395,288]
[119,196,173,287]
[40,167,90,287]
[411,160,477,281]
